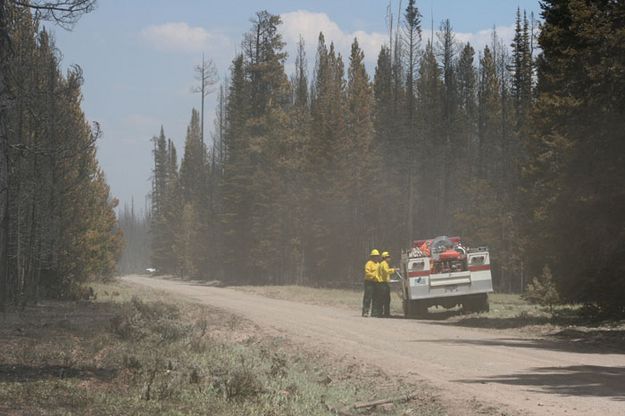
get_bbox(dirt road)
[125,275,625,416]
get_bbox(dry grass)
[0,280,446,416]
[236,285,365,310]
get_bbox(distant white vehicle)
[398,236,493,318]
[145,268,157,274]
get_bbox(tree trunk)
[0,0,10,310]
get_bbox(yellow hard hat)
[370,249,380,256]
[382,251,390,258]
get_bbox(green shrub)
[110,297,191,342]
[523,265,560,313]
[222,366,263,402]
[123,354,142,370]
[211,360,264,403]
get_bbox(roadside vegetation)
[235,285,625,349]
[0,281,446,416]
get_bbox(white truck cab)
[399,236,493,318]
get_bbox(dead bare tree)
[12,0,95,28]
[192,54,218,145]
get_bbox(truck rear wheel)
[404,299,428,319]
[462,294,489,314]
[476,293,489,313]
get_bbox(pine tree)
[308,34,347,283]
[343,38,381,280]
[150,127,171,273]
[82,170,123,280]
[244,11,291,281]
[163,139,182,274]
[526,0,625,314]
[397,1,422,244]
[293,35,308,108]
[373,45,404,245]
[176,109,210,278]
[456,43,478,175]
[373,46,394,151]
[402,0,422,125]
[0,0,10,308]
[176,203,200,278]
[436,19,459,227]
[244,10,288,119]
[477,45,501,180]
[206,82,228,277]
[510,8,533,130]
[286,36,311,284]
[415,41,443,235]
[221,54,252,279]
[149,128,182,275]
[179,109,206,204]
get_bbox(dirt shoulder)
[0,280,445,416]
[127,275,625,416]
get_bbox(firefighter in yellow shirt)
[362,249,380,317]
[377,251,396,317]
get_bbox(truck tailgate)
[429,272,471,287]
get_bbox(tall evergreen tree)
[415,41,443,235]
[402,0,422,125]
[510,8,533,130]
[437,19,459,226]
[456,43,478,174]
[150,127,171,272]
[343,38,381,279]
[243,10,290,280]
[176,109,210,278]
[163,139,182,273]
[308,34,347,282]
[526,0,625,313]
[287,36,311,284]
[179,109,206,204]
[477,45,502,180]
[373,45,404,245]
[221,54,252,279]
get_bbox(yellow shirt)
[378,260,396,283]
[364,260,379,281]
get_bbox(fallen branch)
[324,403,353,416]
[352,392,419,410]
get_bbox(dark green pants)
[379,282,391,317]
[362,280,376,316]
[372,282,389,317]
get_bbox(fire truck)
[398,236,493,318]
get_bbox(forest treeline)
[0,1,122,306]
[117,201,150,275]
[141,0,625,314]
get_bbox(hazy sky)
[51,0,542,211]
